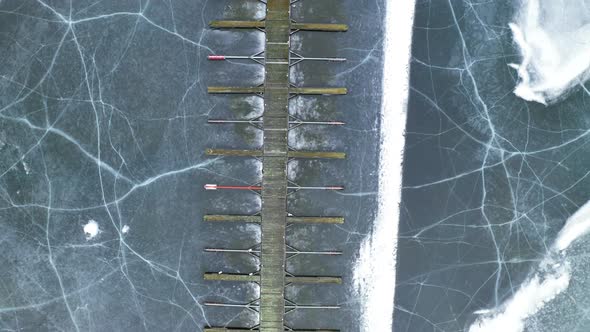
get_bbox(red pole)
[208,55,226,61]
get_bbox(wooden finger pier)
[203,1,347,331]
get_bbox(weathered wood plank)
[209,20,264,29]
[291,87,348,95]
[204,273,342,284]
[207,86,264,94]
[288,151,346,159]
[286,276,342,284]
[208,86,347,95]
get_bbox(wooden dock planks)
[258,1,291,330]
[204,1,347,331]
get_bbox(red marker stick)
[208,55,226,61]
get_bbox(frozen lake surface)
[0,0,387,331]
[395,1,590,331]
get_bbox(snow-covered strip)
[352,0,415,331]
[554,201,590,251]
[469,200,590,332]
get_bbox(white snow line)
[469,200,590,332]
[469,263,570,332]
[554,200,590,251]
[353,1,416,331]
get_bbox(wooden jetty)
[203,0,347,331]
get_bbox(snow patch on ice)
[83,220,100,240]
[510,0,590,104]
